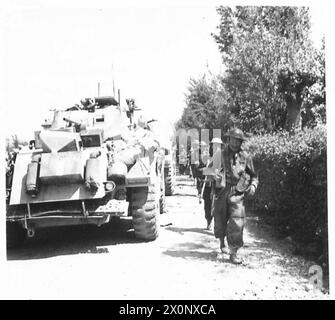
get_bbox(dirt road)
[3,177,329,299]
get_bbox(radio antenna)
[112,64,116,97]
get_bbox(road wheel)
[164,162,175,196]
[160,165,166,214]
[160,192,166,214]
[129,185,159,241]
[6,222,26,249]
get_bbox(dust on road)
[4,177,328,299]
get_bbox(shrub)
[244,125,327,259]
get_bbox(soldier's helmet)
[225,128,247,141]
[210,137,223,144]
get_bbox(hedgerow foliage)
[244,125,327,248]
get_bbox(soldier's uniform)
[196,139,220,229]
[212,129,258,263]
[195,161,212,228]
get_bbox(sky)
[0,0,328,144]
[0,2,223,144]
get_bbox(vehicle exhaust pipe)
[27,228,35,238]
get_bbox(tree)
[300,36,326,127]
[176,75,236,131]
[6,135,28,153]
[213,6,323,132]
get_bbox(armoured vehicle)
[6,96,165,248]
[162,147,176,196]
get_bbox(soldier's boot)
[229,253,243,265]
[219,237,229,255]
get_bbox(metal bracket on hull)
[27,202,31,218]
[81,201,88,217]
[23,203,31,230]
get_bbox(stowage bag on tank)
[114,146,141,167]
[94,96,118,106]
[107,161,127,184]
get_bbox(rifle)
[209,180,216,219]
[199,177,207,204]
[201,164,224,219]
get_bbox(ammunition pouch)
[235,172,251,193]
[214,172,226,189]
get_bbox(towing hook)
[27,228,35,238]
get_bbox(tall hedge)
[244,126,327,254]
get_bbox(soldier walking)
[211,128,258,264]
[198,138,223,230]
